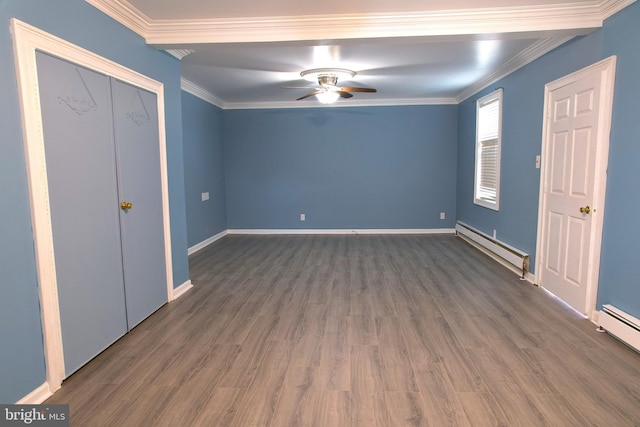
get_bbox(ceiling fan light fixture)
[315,90,341,104]
[300,68,356,83]
[290,67,375,103]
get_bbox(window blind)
[477,139,498,202]
[475,89,502,209]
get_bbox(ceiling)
[87,0,633,108]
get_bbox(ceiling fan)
[286,68,377,104]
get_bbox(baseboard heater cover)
[455,221,529,278]
[598,304,640,353]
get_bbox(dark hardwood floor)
[46,234,640,426]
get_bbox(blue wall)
[0,0,189,403]
[456,1,640,318]
[597,3,640,318]
[182,91,227,247]
[223,106,458,229]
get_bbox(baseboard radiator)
[455,221,529,279]
[598,304,640,353]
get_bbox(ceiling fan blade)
[282,86,316,89]
[297,91,322,100]
[338,91,353,99]
[340,86,377,93]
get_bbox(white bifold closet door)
[36,51,167,377]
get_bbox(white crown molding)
[93,0,635,109]
[165,49,195,60]
[89,0,635,43]
[180,77,457,108]
[145,7,599,44]
[599,0,636,18]
[456,36,574,102]
[181,78,226,108]
[223,97,458,110]
[85,0,150,36]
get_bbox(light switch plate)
[535,155,541,169]
[201,192,209,201]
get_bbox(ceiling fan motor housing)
[294,67,376,102]
[318,74,339,87]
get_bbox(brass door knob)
[579,205,591,214]
[120,201,133,211]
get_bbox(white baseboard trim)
[188,230,228,255]
[524,272,536,284]
[17,382,52,404]
[171,279,193,301]
[226,228,456,235]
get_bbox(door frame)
[535,56,616,318]
[11,19,175,393]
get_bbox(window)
[474,88,503,210]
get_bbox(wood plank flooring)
[46,234,640,426]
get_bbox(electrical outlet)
[440,212,445,220]
[201,192,209,201]
[535,155,541,169]
[300,213,305,221]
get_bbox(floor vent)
[455,221,529,279]
[598,304,640,353]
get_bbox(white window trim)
[474,88,503,211]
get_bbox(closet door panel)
[111,79,167,328]
[36,52,128,377]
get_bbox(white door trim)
[11,19,175,393]
[535,56,616,318]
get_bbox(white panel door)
[539,73,602,314]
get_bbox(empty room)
[2,0,640,425]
